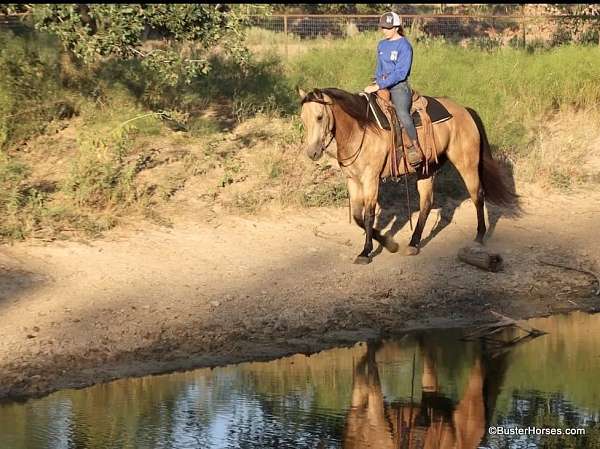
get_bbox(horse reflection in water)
[343,338,507,449]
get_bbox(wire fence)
[2,12,599,48]
[0,14,28,31]
[247,14,600,47]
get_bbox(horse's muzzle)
[306,145,324,161]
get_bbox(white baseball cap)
[379,12,401,29]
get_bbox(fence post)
[521,4,527,47]
[284,14,289,60]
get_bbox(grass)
[0,26,599,241]
[516,107,600,189]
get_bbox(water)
[1,311,599,449]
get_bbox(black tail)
[467,107,521,212]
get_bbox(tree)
[6,4,259,86]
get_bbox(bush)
[0,30,75,148]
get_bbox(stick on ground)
[537,257,600,296]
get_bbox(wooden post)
[284,14,289,60]
[521,4,526,47]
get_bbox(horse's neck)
[331,104,363,158]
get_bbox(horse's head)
[298,87,334,161]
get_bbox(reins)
[337,125,367,168]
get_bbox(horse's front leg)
[348,177,398,265]
[357,198,376,264]
[348,177,376,264]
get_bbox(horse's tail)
[467,107,520,210]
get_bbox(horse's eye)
[317,115,323,121]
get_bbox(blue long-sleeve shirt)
[375,37,413,89]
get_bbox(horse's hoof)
[385,238,399,253]
[405,245,420,256]
[354,255,372,265]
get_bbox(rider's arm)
[374,41,383,83]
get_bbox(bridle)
[305,98,336,153]
[303,95,367,168]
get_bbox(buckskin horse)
[298,87,518,264]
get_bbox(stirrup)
[406,145,423,167]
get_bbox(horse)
[343,336,509,449]
[298,87,519,264]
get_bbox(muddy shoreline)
[1,189,600,403]
[2,285,598,403]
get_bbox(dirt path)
[1,184,599,400]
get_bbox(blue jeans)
[389,81,417,141]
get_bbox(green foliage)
[0,30,74,148]
[30,4,251,86]
[194,53,297,120]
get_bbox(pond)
[1,311,599,449]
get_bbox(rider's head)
[379,12,404,38]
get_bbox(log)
[457,245,503,272]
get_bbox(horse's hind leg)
[407,174,435,255]
[454,160,486,243]
[470,176,486,244]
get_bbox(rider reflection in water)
[364,11,422,168]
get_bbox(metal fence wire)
[0,14,28,31]
[1,12,599,46]
[247,14,600,46]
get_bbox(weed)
[301,177,348,208]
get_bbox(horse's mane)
[301,87,378,129]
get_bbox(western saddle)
[374,89,440,178]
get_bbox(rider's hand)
[364,84,380,94]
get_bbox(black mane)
[302,88,378,129]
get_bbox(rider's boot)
[406,139,423,168]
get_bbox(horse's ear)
[297,86,307,100]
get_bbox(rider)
[364,11,422,168]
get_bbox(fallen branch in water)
[537,257,600,296]
[462,310,546,349]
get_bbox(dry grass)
[197,113,348,214]
[516,107,600,189]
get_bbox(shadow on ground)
[372,155,520,259]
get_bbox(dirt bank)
[1,184,599,401]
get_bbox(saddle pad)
[366,94,452,129]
